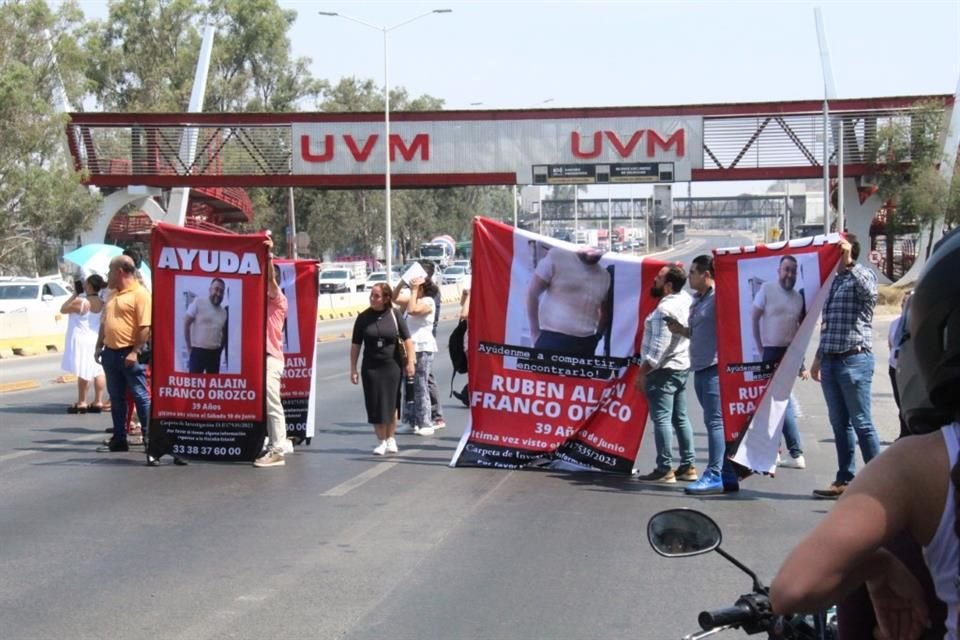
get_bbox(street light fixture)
[319,9,452,276]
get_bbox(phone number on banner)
[171,445,242,457]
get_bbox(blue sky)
[72,0,960,198]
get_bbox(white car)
[364,271,401,290]
[0,277,72,314]
[452,259,471,273]
[440,265,469,285]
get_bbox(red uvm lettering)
[604,130,644,157]
[389,133,430,162]
[344,134,378,162]
[646,129,685,158]
[570,129,686,159]
[300,134,333,162]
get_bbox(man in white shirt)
[184,278,227,374]
[634,264,696,484]
[752,255,804,362]
[526,247,611,356]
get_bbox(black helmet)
[908,228,960,417]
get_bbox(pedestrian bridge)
[66,95,951,189]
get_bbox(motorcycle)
[647,509,837,640]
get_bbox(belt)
[824,346,870,358]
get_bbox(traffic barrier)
[315,284,462,321]
[0,285,467,358]
[0,310,67,356]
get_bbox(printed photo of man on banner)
[149,224,270,462]
[713,234,843,475]
[450,217,664,473]
[274,259,320,444]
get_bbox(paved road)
[0,235,902,639]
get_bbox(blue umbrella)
[64,245,151,289]
[64,244,123,277]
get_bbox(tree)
[869,99,960,246]
[0,0,100,275]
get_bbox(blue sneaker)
[685,470,724,495]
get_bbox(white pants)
[266,355,286,448]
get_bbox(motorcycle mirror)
[647,509,722,558]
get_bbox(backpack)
[448,319,468,374]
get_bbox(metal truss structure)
[65,95,951,189]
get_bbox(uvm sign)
[292,116,703,183]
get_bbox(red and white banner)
[149,224,269,462]
[450,218,666,473]
[713,234,843,474]
[275,259,319,442]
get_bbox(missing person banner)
[275,259,320,442]
[713,234,843,474]
[450,217,665,473]
[149,224,269,462]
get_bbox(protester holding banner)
[423,262,446,430]
[810,235,880,499]
[351,283,415,455]
[254,239,290,469]
[751,255,806,469]
[526,246,611,356]
[665,255,732,495]
[635,264,696,483]
[400,271,441,437]
[94,256,154,458]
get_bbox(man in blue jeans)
[634,265,696,484]
[810,235,879,499]
[665,255,739,494]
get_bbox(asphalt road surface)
[0,234,902,640]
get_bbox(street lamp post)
[319,9,451,276]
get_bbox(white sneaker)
[395,423,415,434]
[373,440,388,455]
[281,439,295,455]
[385,437,398,453]
[432,418,447,430]
[780,454,806,469]
[776,452,783,466]
[414,425,435,437]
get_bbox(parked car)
[318,269,361,294]
[452,259,471,273]
[0,277,71,314]
[440,265,469,285]
[364,270,401,291]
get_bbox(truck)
[319,261,368,293]
[417,234,456,269]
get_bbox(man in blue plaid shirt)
[810,235,880,499]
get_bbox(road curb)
[0,380,41,394]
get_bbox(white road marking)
[321,449,422,496]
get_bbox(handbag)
[388,308,407,362]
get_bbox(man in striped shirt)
[810,235,880,499]
[634,264,695,484]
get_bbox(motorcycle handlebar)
[697,603,756,630]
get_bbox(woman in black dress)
[350,283,415,455]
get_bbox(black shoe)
[145,455,161,467]
[173,456,188,466]
[452,388,469,406]
[97,439,129,452]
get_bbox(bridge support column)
[840,177,889,284]
[82,187,166,245]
